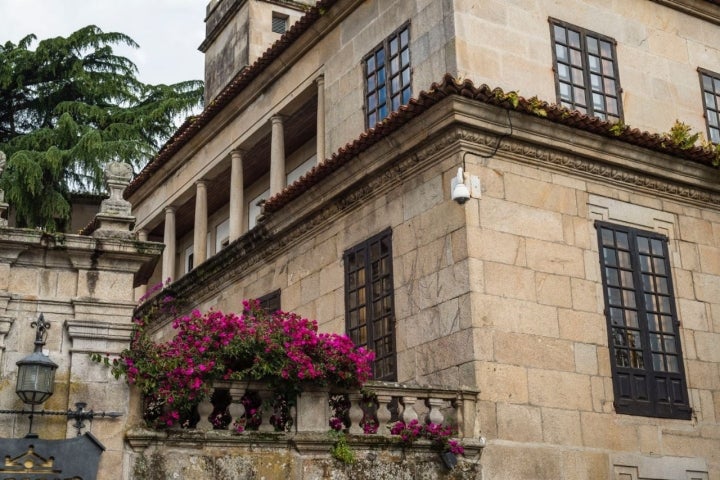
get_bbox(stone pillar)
[270,115,285,196]
[229,150,244,242]
[316,76,325,164]
[193,180,208,267]
[0,151,7,226]
[93,162,135,239]
[135,229,149,298]
[162,207,176,282]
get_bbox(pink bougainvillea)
[104,299,374,427]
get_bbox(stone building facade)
[121,0,720,478]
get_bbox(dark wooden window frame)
[257,289,281,314]
[549,18,623,122]
[362,22,412,129]
[596,221,691,420]
[698,67,720,144]
[344,228,397,381]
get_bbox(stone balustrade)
[193,380,481,440]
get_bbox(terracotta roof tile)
[263,74,719,215]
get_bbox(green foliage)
[609,120,627,136]
[330,432,355,464]
[662,120,700,150]
[0,26,203,230]
[526,96,547,117]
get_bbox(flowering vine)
[97,298,374,427]
[390,419,465,456]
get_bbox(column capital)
[315,75,325,87]
[271,114,285,125]
[230,148,245,159]
[164,205,176,214]
[196,179,207,189]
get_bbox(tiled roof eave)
[262,74,718,215]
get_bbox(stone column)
[229,150,244,242]
[193,180,208,267]
[316,76,325,164]
[135,229,149,298]
[270,115,285,196]
[162,207,176,282]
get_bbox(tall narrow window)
[344,229,396,381]
[363,24,411,128]
[596,221,691,419]
[550,19,622,122]
[699,68,720,144]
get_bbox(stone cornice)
[651,0,720,25]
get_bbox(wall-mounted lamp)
[1,314,122,438]
[14,314,57,437]
[16,314,57,406]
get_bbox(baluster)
[401,396,418,424]
[196,390,214,432]
[426,397,445,425]
[227,384,246,432]
[375,394,393,434]
[256,386,275,432]
[348,392,364,435]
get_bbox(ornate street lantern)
[15,314,58,406]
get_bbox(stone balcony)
[126,381,485,479]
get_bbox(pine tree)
[0,25,203,231]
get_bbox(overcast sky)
[0,0,206,86]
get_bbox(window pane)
[623,289,636,308]
[702,74,713,90]
[606,268,619,286]
[559,82,572,100]
[604,248,617,266]
[601,228,614,246]
[588,55,600,73]
[556,44,568,62]
[706,91,717,108]
[617,251,631,268]
[390,56,399,75]
[620,270,634,288]
[587,36,598,54]
[604,78,617,95]
[558,63,570,81]
[376,49,385,65]
[554,25,566,43]
[606,97,618,115]
[390,37,398,56]
[602,59,614,76]
[570,49,583,67]
[568,30,580,47]
[625,311,638,328]
[600,40,612,57]
[572,68,585,85]
[401,49,410,67]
